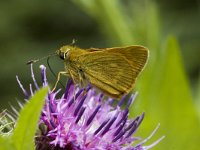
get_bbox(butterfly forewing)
[87,46,148,78]
[77,51,137,98]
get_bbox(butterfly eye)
[59,52,65,60]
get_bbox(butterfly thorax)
[58,45,88,86]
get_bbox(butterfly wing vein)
[78,52,137,98]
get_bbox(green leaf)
[0,136,15,150]
[12,87,48,150]
[133,36,200,150]
[195,74,200,118]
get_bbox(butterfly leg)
[77,69,88,96]
[52,71,68,92]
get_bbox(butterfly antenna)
[27,52,57,65]
[47,57,65,89]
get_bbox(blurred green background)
[0,0,199,150]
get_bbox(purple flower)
[16,65,164,150]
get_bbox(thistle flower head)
[16,65,164,150]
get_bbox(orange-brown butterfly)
[28,45,148,99]
[53,45,149,99]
